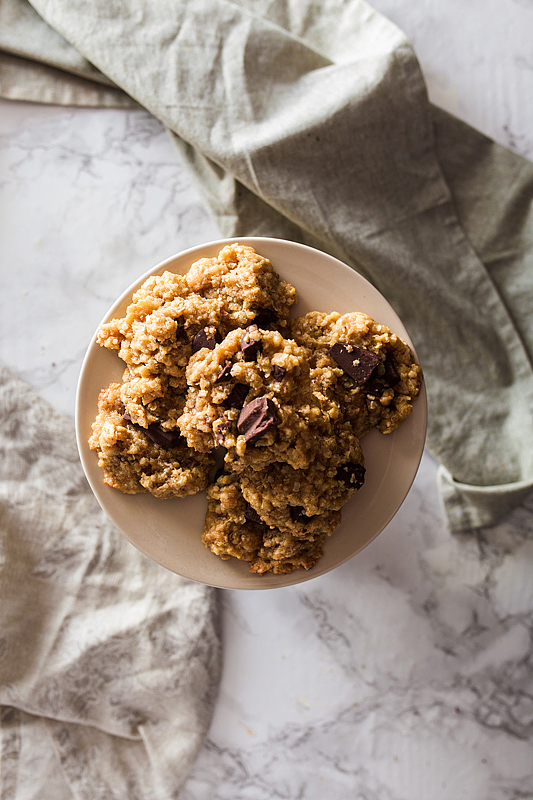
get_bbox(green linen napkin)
[1,0,532,531]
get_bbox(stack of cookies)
[90,244,422,574]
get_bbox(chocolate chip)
[215,420,232,446]
[237,397,277,444]
[271,365,286,381]
[253,308,277,329]
[290,505,308,523]
[365,355,400,396]
[145,423,183,448]
[191,326,221,354]
[240,325,262,361]
[123,413,182,448]
[337,463,366,490]
[364,378,386,397]
[223,383,249,409]
[215,362,233,383]
[329,343,380,386]
[245,503,262,524]
[383,355,400,386]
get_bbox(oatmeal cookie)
[240,422,365,527]
[89,383,213,498]
[96,243,297,432]
[179,327,326,471]
[289,311,422,436]
[203,471,327,574]
[97,243,296,366]
[89,243,423,576]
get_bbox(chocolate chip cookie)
[89,382,213,498]
[289,311,422,436]
[89,244,422,575]
[178,327,325,471]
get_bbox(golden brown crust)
[204,472,327,575]
[89,383,213,498]
[90,245,422,574]
[289,311,422,436]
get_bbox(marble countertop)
[1,1,532,798]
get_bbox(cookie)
[240,423,365,525]
[289,311,422,435]
[179,327,325,471]
[203,471,327,574]
[89,383,213,498]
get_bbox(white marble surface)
[1,1,533,798]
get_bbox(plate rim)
[75,236,427,590]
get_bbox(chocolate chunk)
[253,307,277,329]
[223,383,249,409]
[215,362,233,383]
[240,325,262,361]
[271,364,286,381]
[245,503,262,524]
[123,413,182,448]
[364,379,386,397]
[237,397,277,444]
[290,505,308,523]
[329,343,380,386]
[337,463,366,490]
[191,326,221,354]
[215,420,232,446]
[145,423,183,448]
[383,355,400,386]
[365,355,400,396]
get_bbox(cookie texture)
[289,311,422,436]
[89,383,213,498]
[179,327,324,471]
[203,472,328,574]
[89,245,422,574]
[240,426,365,523]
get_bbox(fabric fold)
[0,0,136,106]
[0,364,222,799]
[1,2,532,532]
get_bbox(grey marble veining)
[1,1,533,798]
[371,0,533,159]
[0,102,218,420]
[180,456,533,800]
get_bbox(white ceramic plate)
[76,237,427,590]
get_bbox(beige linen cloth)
[1,0,533,793]
[0,363,221,799]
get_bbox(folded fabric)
[0,0,135,105]
[1,0,532,530]
[0,364,222,800]
[3,0,531,531]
